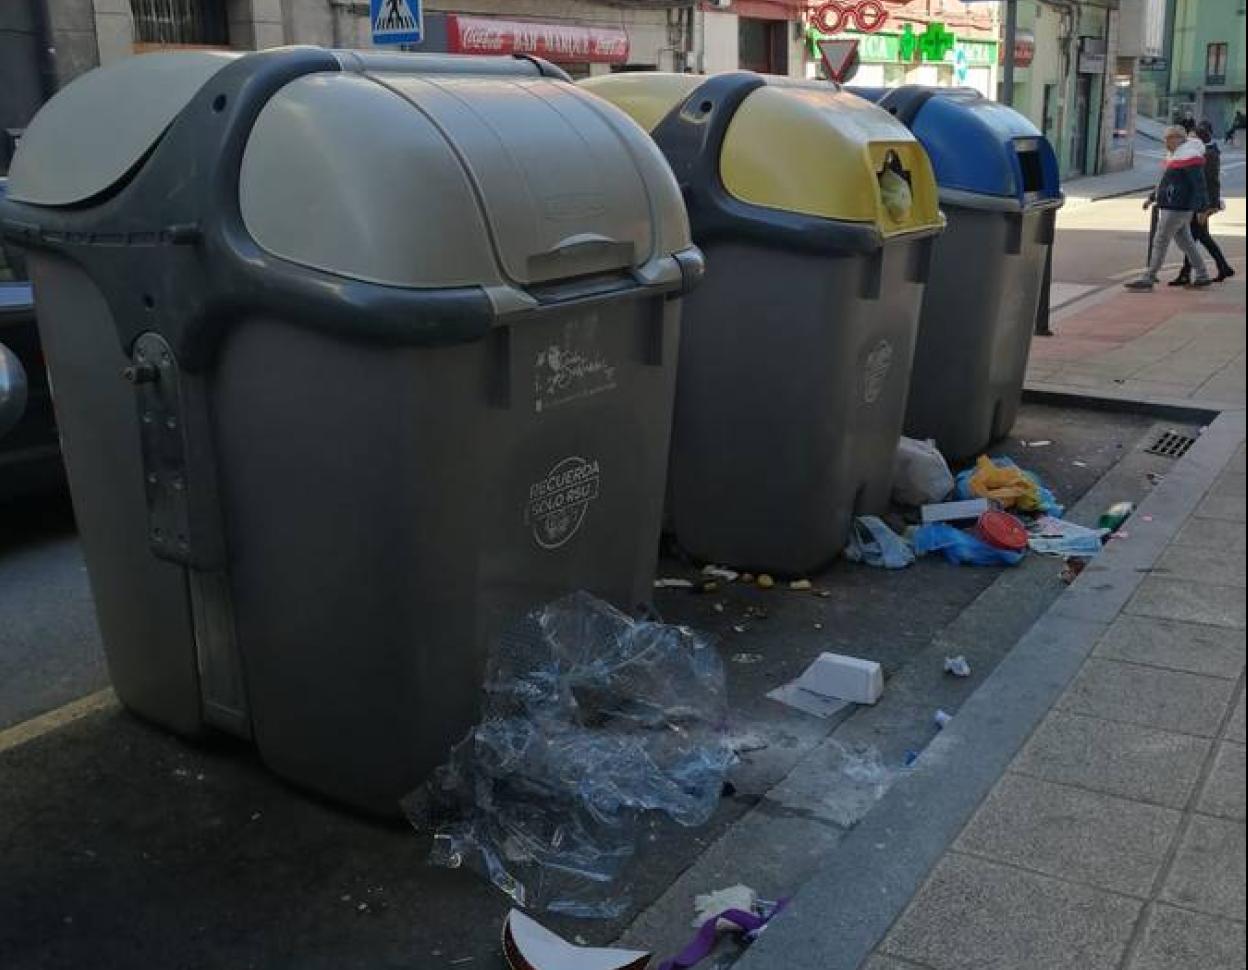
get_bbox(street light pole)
[1002,0,1017,106]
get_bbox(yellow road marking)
[0,688,117,756]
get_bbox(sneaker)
[1215,267,1236,282]
[1190,277,1213,288]
[1167,275,1191,287]
[1124,278,1155,291]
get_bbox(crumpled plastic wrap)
[404,591,733,919]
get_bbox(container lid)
[7,52,692,300]
[977,510,1029,552]
[240,66,691,296]
[863,87,1062,207]
[582,73,942,237]
[6,51,240,206]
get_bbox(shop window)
[1206,42,1228,86]
[1113,60,1134,147]
[130,0,228,46]
[739,18,788,75]
[882,64,907,87]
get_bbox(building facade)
[1007,0,1167,180]
[1165,0,1245,135]
[805,0,1000,97]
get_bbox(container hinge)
[127,332,195,565]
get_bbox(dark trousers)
[1181,214,1233,277]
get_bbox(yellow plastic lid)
[581,73,942,237]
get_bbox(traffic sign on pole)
[370,0,423,46]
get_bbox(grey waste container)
[0,49,701,815]
[855,86,1064,461]
[583,73,945,575]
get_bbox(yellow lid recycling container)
[582,72,944,574]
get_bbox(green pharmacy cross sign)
[899,21,956,62]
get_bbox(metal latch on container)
[126,332,194,565]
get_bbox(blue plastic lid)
[851,86,1061,206]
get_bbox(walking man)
[1170,121,1236,285]
[1126,125,1211,291]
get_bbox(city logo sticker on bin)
[370,0,423,45]
[861,339,894,405]
[534,322,617,414]
[526,456,601,550]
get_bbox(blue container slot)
[849,86,1061,207]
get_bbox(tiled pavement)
[1028,275,1247,405]
[872,452,1247,970]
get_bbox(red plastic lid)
[977,510,1029,552]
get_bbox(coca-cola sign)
[447,15,630,64]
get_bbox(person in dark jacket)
[1171,121,1235,284]
[1126,126,1211,291]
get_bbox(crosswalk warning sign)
[370,0,423,45]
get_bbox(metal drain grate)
[1146,430,1197,459]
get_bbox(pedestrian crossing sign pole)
[370,0,423,45]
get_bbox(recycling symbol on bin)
[526,456,602,550]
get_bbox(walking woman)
[1170,121,1236,285]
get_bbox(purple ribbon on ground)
[657,901,789,970]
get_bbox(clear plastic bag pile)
[404,591,733,919]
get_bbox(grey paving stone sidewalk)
[873,458,1247,970]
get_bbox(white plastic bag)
[892,436,955,507]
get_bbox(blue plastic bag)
[844,516,916,569]
[913,523,1025,567]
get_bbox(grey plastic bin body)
[855,86,1064,462]
[1,49,701,815]
[582,72,945,575]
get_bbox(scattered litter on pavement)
[713,602,726,614]
[766,682,850,720]
[731,626,747,635]
[959,455,1063,515]
[845,516,916,569]
[1111,530,1130,540]
[893,436,955,506]
[691,885,759,929]
[1072,460,1088,468]
[788,579,812,591]
[796,652,884,705]
[1027,516,1108,557]
[944,656,972,678]
[660,895,788,970]
[724,732,770,755]
[702,565,740,583]
[1060,558,1090,584]
[933,709,954,730]
[921,498,990,523]
[913,523,1025,567]
[406,592,733,918]
[655,578,696,589]
[904,749,920,766]
[1024,439,1052,448]
[756,574,776,590]
[975,509,1029,552]
[1142,514,1154,522]
[503,910,651,970]
[769,652,883,717]
[1147,473,1165,486]
[1098,501,1136,531]
[731,652,763,664]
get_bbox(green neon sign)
[899,22,957,63]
